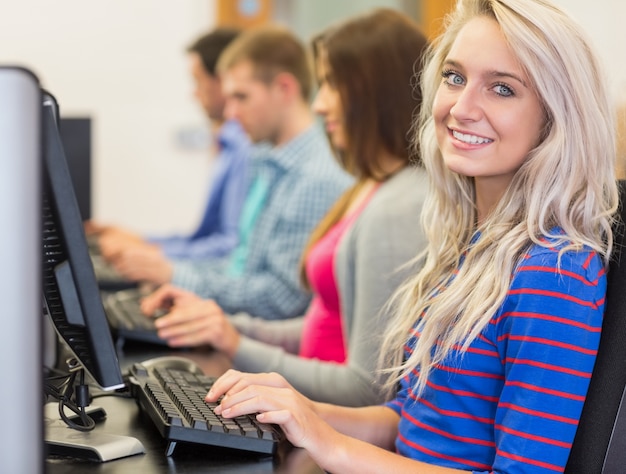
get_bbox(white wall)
[0,0,217,235]
[551,0,626,102]
[2,0,625,234]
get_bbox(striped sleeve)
[385,245,605,473]
[486,248,605,473]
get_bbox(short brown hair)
[217,25,313,101]
[187,27,241,76]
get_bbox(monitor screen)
[59,117,91,221]
[42,91,123,391]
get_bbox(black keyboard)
[91,254,138,291]
[103,288,167,345]
[128,358,282,456]
[87,236,137,291]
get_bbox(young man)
[94,27,252,265]
[125,26,352,320]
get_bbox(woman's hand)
[205,370,415,474]
[140,285,240,356]
[206,370,335,453]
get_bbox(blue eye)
[493,83,514,97]
[441,69,464,86]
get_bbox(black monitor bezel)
[42,91,124,390]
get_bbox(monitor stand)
[44,402,145,462]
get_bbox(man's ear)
[271,71,301,102]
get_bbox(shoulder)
[357,166,429,229]
[219,120,250,147]
[493,239,606,343]
[288,124,333,162]
[342,167,428,267]
[518,239,605,287]
[291,157,352,195]
[505,240,607,328]
[284,126,351,185]
[372,166,428,209]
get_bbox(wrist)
[221,330,240,360]
[163,262,173,284]
[305,420,348,472]
[312,401,334,423]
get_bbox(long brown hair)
[300,8,429,287]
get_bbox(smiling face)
[432,15,545,204]
[312,50,348,151]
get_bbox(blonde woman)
[202,0,619,472]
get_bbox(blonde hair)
[381,0,618,396]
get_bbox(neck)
[343,178,379,217]
[272,101,314,147]
[209,117,225,133]
[474,176,510,224]
[373,151,407,181]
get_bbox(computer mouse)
[131,355,204,377]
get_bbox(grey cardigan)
[229,166,429,406]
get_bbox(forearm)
[168,233,238,260]
[171,259,225,294]
[220,274,310,319]
[319,432,464,474]
[233,333,385,406]
[304,404,464,472]
[172,262,310,320]
[313,404,398,449]
[230,313,303,353]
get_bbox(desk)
[46,343,324,473]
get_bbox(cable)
[44,366,96,432]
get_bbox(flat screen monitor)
[42,91,144,462]
[0,66,44,474]
[41,91,123,390]
[59,117,91,221]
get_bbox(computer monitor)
[0,65,44,474]
[59,117,92,221]
[41,91,123,390]
[42,91,145,462]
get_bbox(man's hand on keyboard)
[110,244,173,285]
[97,226,145,260]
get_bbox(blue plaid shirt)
[148,120,251,259]
[171,124,352,320]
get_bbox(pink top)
[298,186,379,362]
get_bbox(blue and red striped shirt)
[387,238,605,473]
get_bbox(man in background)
[111,25,352,321]
[92,27,252,267]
